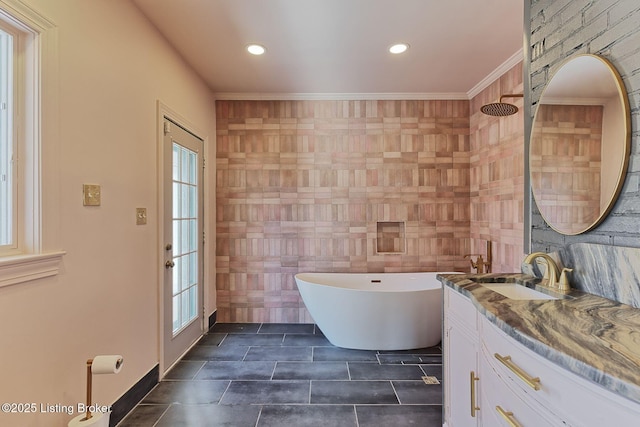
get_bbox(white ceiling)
[133,0,524,99]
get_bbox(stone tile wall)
[528,0,640,250]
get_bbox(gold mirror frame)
[530,54,631,235]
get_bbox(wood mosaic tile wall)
[469,62,525,273]
[216,100,471,322]
[530,104,603,233]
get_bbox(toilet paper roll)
[68,412,109,427]
[91,355,123,374]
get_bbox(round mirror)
[530,54,630,235]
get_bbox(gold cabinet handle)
[470,371,480,417]
[496,406,522,427]
[495,353,541,391]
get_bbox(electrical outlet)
[83,184,101,206]
[136,208,147,225]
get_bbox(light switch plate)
[83,184,101,206]
[136,208,147,225]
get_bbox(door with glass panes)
[162,118,204,371]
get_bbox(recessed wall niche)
[376,221,406,254]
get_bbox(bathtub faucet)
[464,241,492,274]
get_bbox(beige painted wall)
[0,1,216,425]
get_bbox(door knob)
[165,260,175,269]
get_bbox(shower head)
[480,94,524,117]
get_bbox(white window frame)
[0,23,14,249]
[0,0,63,288]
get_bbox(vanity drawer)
[480,319,553,402]
[479,345,555,427]
[481,317,640,426]
[445,287,477,330]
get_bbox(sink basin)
[479,282,559,300]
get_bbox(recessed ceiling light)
[246,44,266,55]
[389,43,409,54]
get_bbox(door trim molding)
[155,100,210,375]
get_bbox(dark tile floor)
[118,323,443,426]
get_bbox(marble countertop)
[438,273,640,405]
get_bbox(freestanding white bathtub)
[295,272,458,350]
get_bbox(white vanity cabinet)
[479,323,558,427]
[480,316,640,426]
[443,287,480,427]
[478,347,556,427]
[443,285,640,427]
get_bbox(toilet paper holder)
[82,355,123,422]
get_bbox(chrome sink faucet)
[523,252,572,292]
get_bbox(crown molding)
[214,92,469,101]
[542,97,608,106]
[467,48,524,99]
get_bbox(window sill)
[0,251,66,288]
